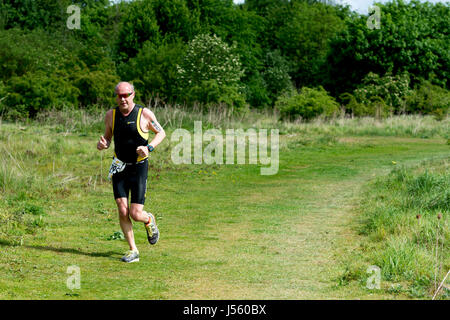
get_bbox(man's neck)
[119,102,135,116]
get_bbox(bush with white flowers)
[177,34,246,110]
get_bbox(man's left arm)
[136,108,166,158]
[145,108,166,149]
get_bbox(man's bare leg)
[129,203,151,224]
[115,197,138,252]
[131,203,159,245]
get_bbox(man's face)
[115,84,135,108]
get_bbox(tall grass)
[149,105,449,139]
[0,144,48,242]
[0,123,101,243]
[9,104,447,139]
[348,159,449,298]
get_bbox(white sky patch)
[233,0,448,14]
[337,0,448,14]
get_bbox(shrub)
[176,33,246,110]
[184,80,247,112]
[339,92,368,117]
[353,72,412,114]
[3,72,80,118]
[369,96,390,120]
[276,86,339,121]
[0,28,121,117]
[242,74,271,109]
[177,33,244,87]
[73,70,119,107]
[406,79,450,120]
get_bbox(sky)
[110,0,448,14]
[336,0,448,13]
[233,0,448,14]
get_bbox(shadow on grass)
[0,238,120,258]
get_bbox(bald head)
[115,82,134,94]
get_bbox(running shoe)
[144,211,159,245]
[121,250,139,263]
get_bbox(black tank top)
[113,104,149,163]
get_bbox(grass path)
[0,133,448,299]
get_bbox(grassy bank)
[340,160,449,299]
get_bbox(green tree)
[187,0,266,107]
[116,0,161,62]
[326,0,450,97]
[0,0,71,31]
[274,0,346,87]
[120,40,186,104]
[262,50,294,103]
[177,33,244,89]
[177,33,246,109]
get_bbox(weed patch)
[344,159,449,298]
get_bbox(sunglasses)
[117,92,133,99]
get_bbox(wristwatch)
[147,144,154,152]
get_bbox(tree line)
[0,0,448,120]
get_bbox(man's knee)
[129,205,143,221]
[116,199,129,219]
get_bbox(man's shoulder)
[139,106,155,119]
[105,108,115,117]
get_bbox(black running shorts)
[112,159,148,204]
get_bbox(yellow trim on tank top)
[137,155,148,162]
[112,109,116,133]
[115,151,147,163]
[137,107,149,141]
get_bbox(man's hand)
[136,146,149,158]
[97,136,110,150]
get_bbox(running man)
[97,82,166,263]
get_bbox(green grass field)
[0,112,448,299]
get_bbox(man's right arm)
[97,109,113,150]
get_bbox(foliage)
[273,0,346,87]
[115,0,161,62]
[406,79,450,120]
[276,86,339,121]
[177,33,246,109]
[242,74,271,109]
[195,0,266,106]
[184,79,247,111]
[0,0,71,31]
[119,40,186,104]
[73,70,119,107]
[177,33,244,88]
[353,72,412,114]
[0,0,449,118]
[0,28,119,116]
[262,50,294,104]
[115,0,200,62]
[339,92,366,117]
[2,72,80,118]
[326,0,450,97]
[0,28,72,80]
